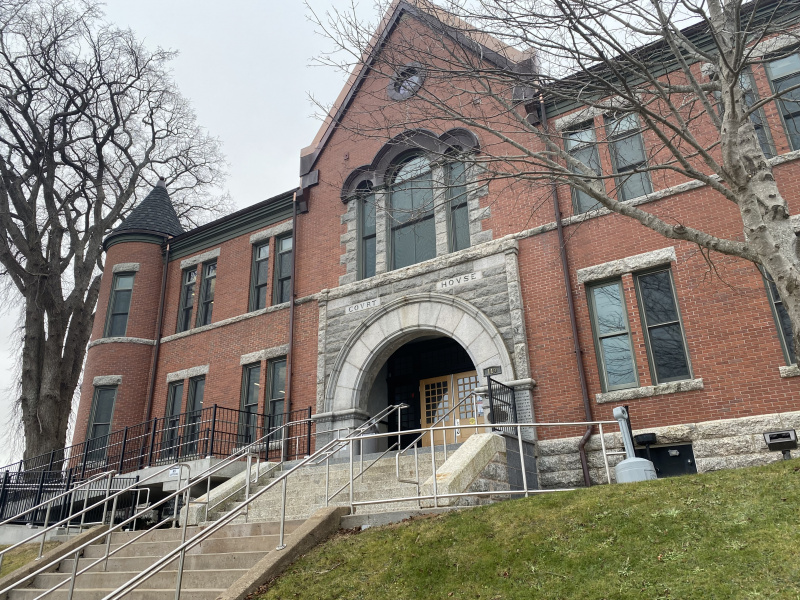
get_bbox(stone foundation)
[536,411,800,488]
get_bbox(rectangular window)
[606,114,652,201]
[767,52,800,150]
[715,71,775,158]
[196,261,217,327]
[177,268,197,333]
[104,273,135,337]
[588,281,638,391]
[740,71,775,158]
[447,161,471,252]
[239,363,261,446]
[183,376,205,455]
[250,243,270,311]
[360,193,376,279]
[86,387,117,462]
[764,273,796,364]
[265,358,286,436]
[634,269,692,384]
[163,381,184,458]
[390,157,435,269]
[564,123,602,214]
[274,235,293,304]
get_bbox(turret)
[73,180,184,449]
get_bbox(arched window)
[446,158,470,252]
[390,154,435,269]
[357,182,376,279]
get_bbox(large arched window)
[390,154,435,269]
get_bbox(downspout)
[539,96,594,487]
[143,238,170,423]
[284,194,299,419]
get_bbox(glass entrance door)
[419,370,482,447]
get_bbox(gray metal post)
[517,425,529,497]
[244,454,252,523]
[174,489,191,600]
[67,550,80,600]
[79,482,90,529]
[349,440,354,511]
[172,468,181,528]
[430,429,439,508]
[324,456,330,507]
[277,477,288,550]
[37,501,52,559]
[103,494,119,571]
[100,471,114,525]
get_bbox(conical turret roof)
[110,179,185,238]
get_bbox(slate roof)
[110,180,185,238]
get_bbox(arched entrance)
[317,293,518,446]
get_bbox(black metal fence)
[0,472,139,526]
[487,376,518,435]
[0,405,313,478]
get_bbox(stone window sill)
[595,378,704,404]
[779,364,800,378]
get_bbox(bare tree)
[311,0,800,352]
[0,0,228,460]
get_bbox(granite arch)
[324,292,515,417]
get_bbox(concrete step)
[82,534,281,558]
[59,550,265,574]
[107,520,303,544]
[9,587,224,600]
[35,568,249,591]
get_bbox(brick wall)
[72,11,800,458]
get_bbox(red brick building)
[74,0,800,485]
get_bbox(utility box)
[635,444,697,477]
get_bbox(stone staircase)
[8,448,461,600]
[204,448,455,523]
[9,520,304,600]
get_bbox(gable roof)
[299,0,533,177]
[106,179,185,244]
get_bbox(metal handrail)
[96,406,408,600]
[101,413,622,600]
[199,426,311,520]
[3,417,312,600]
[0,470,113,528]
[326,441,399,503]
[0,471,116,572]
[0,471,114,566]
[100,433,361,600]
[362,418,619,505]
[0,461,191,599]
[395,390,485,488]
[14,407,621,600]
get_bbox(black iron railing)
[487,376,518,434]
[0,472,139,526]
[1,405,312,478]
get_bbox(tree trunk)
[19,287,91,464]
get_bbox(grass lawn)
[0,542,60,578]
[258,459,800,599]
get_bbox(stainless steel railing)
[99,404,409,600]
[0,416,311,600]
[0,471,116,571]
[6,403,624,600]
[394,390,487,495]
[103,411,622,600]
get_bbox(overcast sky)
[0,0,376,465]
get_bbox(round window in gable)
[388,63,425,100]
